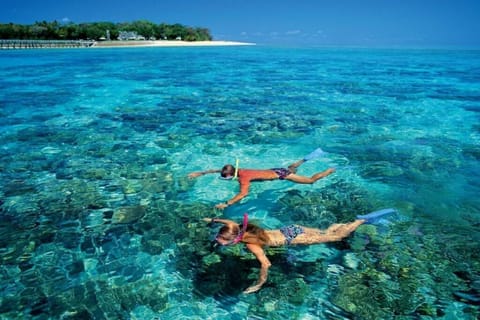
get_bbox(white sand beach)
[93,40,255,48]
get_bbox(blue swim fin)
[303,147,325,161]
[357,208,397,225]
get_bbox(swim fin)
[357,208,397,224]
[303,147,325,161]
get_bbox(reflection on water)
[0,47,479,319]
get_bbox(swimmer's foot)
[357,208,397,224]
[304,148,325,161]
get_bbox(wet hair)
[217,223,269,245]
[217,224,239,242]
[221,164,235,178]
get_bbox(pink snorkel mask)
[216,213,248,245]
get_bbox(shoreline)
[93,40,256,48]
[0,39,255,50]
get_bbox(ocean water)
[0,46,479,319]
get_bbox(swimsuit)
[270,168,292,180]
[280,225,304,244]
[237,169,288,195]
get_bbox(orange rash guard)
[237,169,279,195]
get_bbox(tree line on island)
[0,20,212,41]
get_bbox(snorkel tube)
[212,213,249,246]
[218,158,239,180]
[233,158,239,180]
[231,213,248,244]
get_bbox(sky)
[1,0,480,47]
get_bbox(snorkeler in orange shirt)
[188,148,335,209]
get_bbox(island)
[0,20,254,49]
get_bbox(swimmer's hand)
[215,203,228,210]
[326,167,336,174]
[243,284,263,294]
[188,172,203,179]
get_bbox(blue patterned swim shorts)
[280,225,305,244]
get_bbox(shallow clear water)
[0,46,479,319]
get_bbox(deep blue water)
[0,46,479,319]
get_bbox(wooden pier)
[0,39,96,49]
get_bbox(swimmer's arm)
[229,186,249,204]
[188,169,221,179]
[202,217,235,226]
[217,192,247,208]
[243,243,271,294]
[216,180,250,209]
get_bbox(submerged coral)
[1,47,479,320]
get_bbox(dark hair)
[221,164,235,178]
[217,223,240,241]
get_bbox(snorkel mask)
[218,158,239,181]
[214,213,248,246]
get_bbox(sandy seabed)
[93,40,255,48]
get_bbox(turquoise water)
[0,46,479,319]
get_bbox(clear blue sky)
[1,0,480,47]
